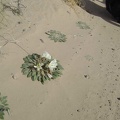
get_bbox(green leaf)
[31,75,37,81]
[21,64,29,68]
[22,62,34,67]
[57,63,64,70]
[31,69,36,77]
[41,76,45,84]
[41,79,44,84]
[28,55,33,59]
[0,105,4,110]
[22,68,30,75]
[23,57,29,62]
[0,94,9,120]
[44,75,48,81]
[37,76,41,81]
[0,112,4,119]
[32,54,39,60]
[31,76,35,81]
[42,76,45,81]
[2,96,7,100]
[52,75,57,79]
[26,56,33,63]
[36,71,41,81]
[27,71,32,78]
[26,63,34,66]
[4,104,8,106]
[1,100,7,105]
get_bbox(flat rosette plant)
[76,21,90,29]
[45,30,67,42]
[21,52,64,84]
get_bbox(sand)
[0,0,120,120]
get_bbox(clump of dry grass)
[63,0,85,8]
[0,0,25,16]
[63,0,79,6]
[62,0,83,15]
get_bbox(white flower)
[42,52,51,60]
[48,59,57,71]
[34,63,43,71]
[47,73,53,79]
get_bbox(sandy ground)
[0,0,120,120]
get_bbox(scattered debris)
[40,39,44,43]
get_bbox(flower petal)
[42,52,51,60]
[48,59,57,71]
[34,66,37,68]
[47,73,53,78]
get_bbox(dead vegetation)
[0,0,26,56]
[63,0,85,7]
[63,0,80,6]
[0,0,25,15]
[62,0,86,16]
[0,0,25,28]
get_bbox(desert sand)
[0,0,120,120]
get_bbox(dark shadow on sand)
[80,0,120,27]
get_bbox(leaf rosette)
[21,52,64,84]
[76,21,90,29]
[45,30,67,42]
[0,93,10,120]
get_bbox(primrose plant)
[21,52,64,84]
